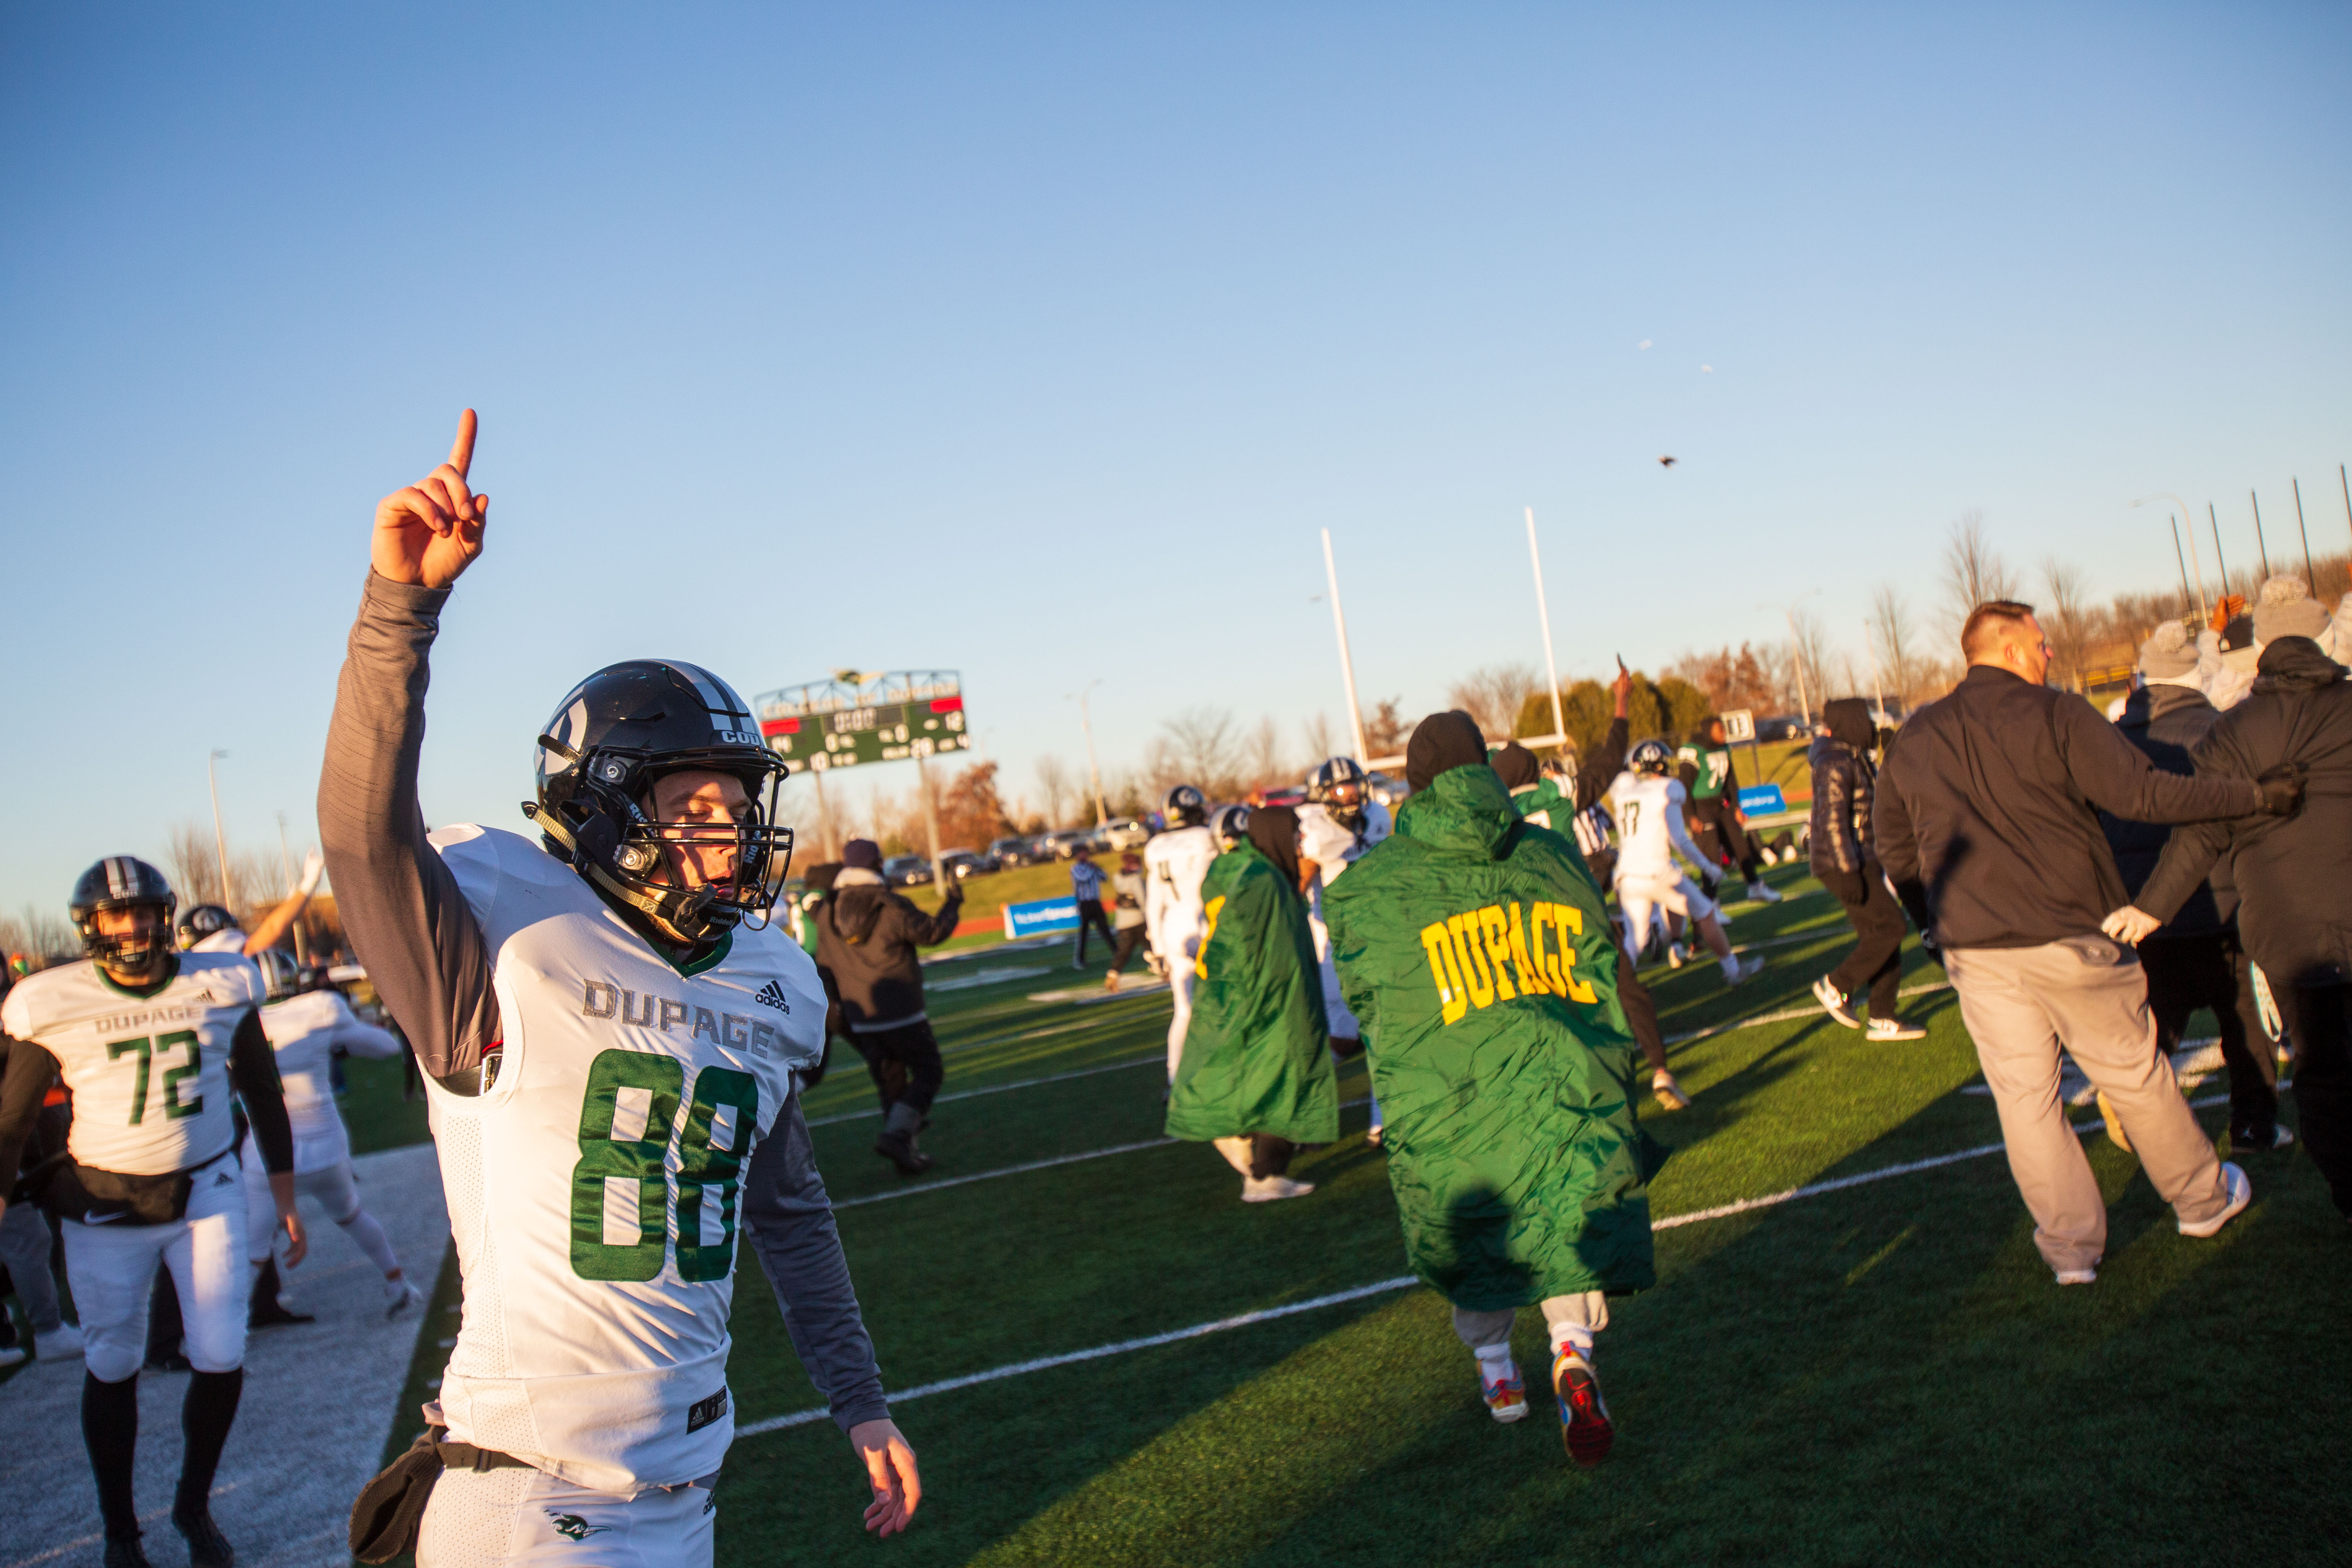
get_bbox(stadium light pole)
[1526,508,1568,749]
[1068,681,1108,827]
[206,750,232,910]
[2132,494,2206,623]
[1321,529,1371,763]
[2293,477,2316,593]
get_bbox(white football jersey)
[258,989,401,1172]
[1606,773,1701,882]
[0,951,263,1176]
[190,928,247,955]
[1143,824,1218,954]
[1298,798,1392,888]
[423,824,822,1494]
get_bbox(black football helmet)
[1306,756,1369,825]
[1629,739,1675,777]
[1209,804,1252,851]
[524,660,793,944]
[71,857,178,981]
[176,904,238,949]
[1162,784,1207,828]
[256,948,302,1003]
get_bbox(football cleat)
[1722,953,1765,986]
[873,1129,934,1176]
[1866,1017,1926,1042]
[385,1278,425,1319]
[1745,882,1785,904]
[1241,1175,1315,1203]
[1651,1071,1691,1112]
[1481,1363,1530,1423]
[1552,1348,1615,1467]
[1812,976,1861,1028]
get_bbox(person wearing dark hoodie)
[2096,623,2285,1156]
[2108,580,2352,1217]
[816,839,964,1175]
[1325,712,1658,1468]
[1807,698,1924,1041]
[1163,806,1339,1203]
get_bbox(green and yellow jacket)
[1325,765,1659,1308]
[1163,843,1339,1145]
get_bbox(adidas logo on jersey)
[753,980,791,1013]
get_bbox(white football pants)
[419,1463,716,1567]
[242,1150,402,1277]
[65,1150,248,1382]
[1164,929,1200,1079]
[1614,872,1714,968]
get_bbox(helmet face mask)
[1209,804,1252,851]
[527,661,795,946]
[1306,757,1369,825]
[1162,784,1207,828]
[1630,739,1674,778]
[71,857,179,984]
[176,904,237,951]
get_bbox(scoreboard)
[753,670,970,773]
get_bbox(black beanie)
[1491,741,1539,791]
[842,839,882,871]
[1824,698,1874,751]
[1405,710,1487,794]
[1247,804,1303,888]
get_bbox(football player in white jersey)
[1606,742,1763,989]
[1298,757,1394,1135]
[0,856,304,1568]
[1143,784,1217,1080]
[176,846,328,958]
[241,950,422,1323]
[318,412,916,1565]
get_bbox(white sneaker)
[2054,1268,2097,1286]
[1721,954,1765,986]
[1866,1017,1927,1042]
[1745,882,1785,904]
[2179,1161,2252,1238]
[1813,975,1861,1028]
[1241,1175,1315,1203]
[35,1323,86,1360]
[385,1279,423,1319]
[1651,1071,1691,1111]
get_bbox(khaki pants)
[1946,937,2230,1274]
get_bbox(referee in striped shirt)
[1068,848,1116,969]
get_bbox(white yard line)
[805,1054,1164,1128]
[1663,980,1954,1046]
[747,1093,2236,1433]
[831,1138,1180,1207]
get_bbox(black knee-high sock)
[82,1370,141,1541]
[176,1367,243,1517]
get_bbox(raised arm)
[1570,665,1636,810]
[239,850,325,957]
[316,412,501,1087]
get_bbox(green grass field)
[350,860,2352,1566]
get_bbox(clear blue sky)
[4,3,2348,911]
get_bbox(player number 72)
[107,1031,203,1124]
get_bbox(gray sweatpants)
[1945,937,2231,1274]
[0,1199,64,1334]
[1452,1291,1607,1352]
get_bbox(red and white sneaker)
[1480,1362,1530,1423]
[1552,1347,1615,1467]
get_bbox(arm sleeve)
[739,1094,890,1433]
[1873,760,1933,929]
[0,1038,60,1192]
[895,889,964,947]
[1572,718,1631,811]
[316,572,501,1081]
[2134,818,2233,924]
[2053,698,2261,824]
[228,1009,295,1176]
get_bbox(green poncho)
[1511,777,1570,830]
[1325,765,1659,1309]
[1163,843,1339,1146]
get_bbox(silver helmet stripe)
[668,662,752,731]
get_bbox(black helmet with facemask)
[70,857,178,982]
[525,660,793,945]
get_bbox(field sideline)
[349,863,2352,1567]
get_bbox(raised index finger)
[447,408,478,478]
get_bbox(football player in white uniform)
[1298,757,1393,1136]
[241,949,422,1323]
[175,846,328,958]
[1143,784,1217,1079]
[319,412,916,1565]
[1606,742,1763,989]
[0,856,305,1568]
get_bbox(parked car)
[882,853,933,887]
[989,835,1041,869]
[939,849,993,881]
[1757,714,1811,742]
[1100,817,1149,851]
[1047,829,1095,859]
[1251,784,1307,809]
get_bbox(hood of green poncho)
[1394,764,1521,860]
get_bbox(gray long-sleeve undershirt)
[318,569,888,1435]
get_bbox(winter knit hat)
[1490,741,1539,791]
[1405,710,1487,794]
[2252,574,2329,645]
[841,838,883,871]
[2136,619,2198,679]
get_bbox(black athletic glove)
[2254,763,2306,817]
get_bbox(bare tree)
[1243,716,1287,792]
[1363,698,1413,757]
[0,905,77,967]
[1940,510,2018,639]
[2040,556,2091,690]
[164,821,277,916]
[1298,712,1337,766]
[1160,707,1247,800]
[1869,584,1920,708]
[1445,663,1541,739]
[1032,755,1071,829]
[1787,612,1833,721]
